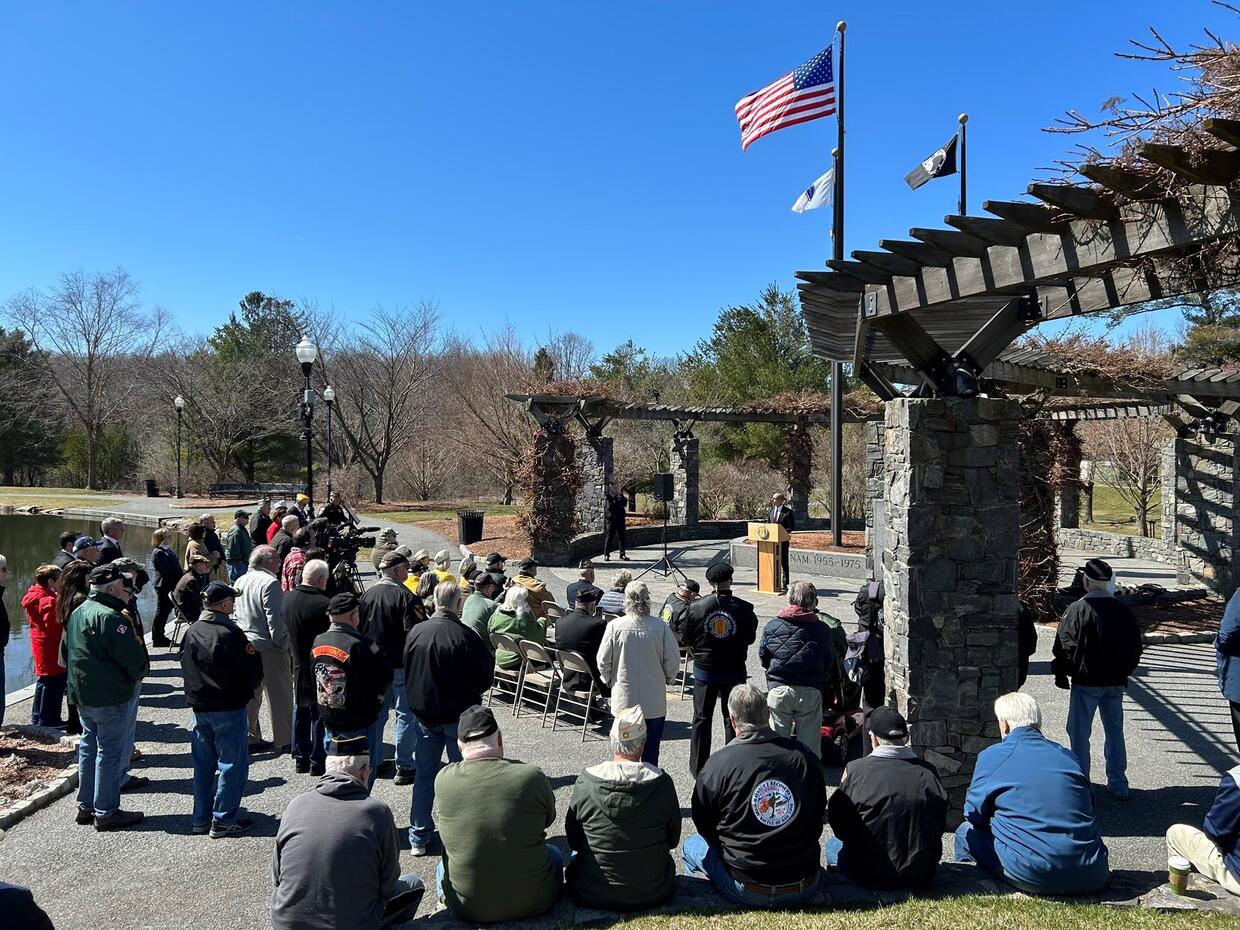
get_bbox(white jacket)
[234,568,287,653]
[598,613,680,719]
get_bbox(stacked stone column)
[1167,434,1240,596]
[573,435,613,535]
[864,419,886,578]
[1055,423,1082,529]
[669,436,699,527]
[880,397,1021,820]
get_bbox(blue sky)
[0,2,1229,356]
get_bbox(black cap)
[327,734,370,756]
[705,562,734,585]
[869,706,909,741]
[379,550,409,569]
[519,557,537,572]
[89,564,124,586]
[476,572,503,590]
[485,552,505,565]
[328,593,359,615]
[575,585,603,605]
[203,581,238,605]
[1083,558,1113,582]
[459,705,499,742]
[234,509,251,519]
[678,578,701,594]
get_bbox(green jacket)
[65,591,149,708]
[565,760,680,910]
[223,523,254,564]
[487,607,546,669]
[460,592,498,654]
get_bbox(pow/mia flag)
[904,134,959,190]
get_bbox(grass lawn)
[616,897,1232,930]
[0,486,122,510]
[1081,484,1160,538]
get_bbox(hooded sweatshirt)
[271,771,401,930]
[565,759,680,910]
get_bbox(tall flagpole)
[958,112,968,215]
[830,20,846,548]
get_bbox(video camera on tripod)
[325,524,380,568]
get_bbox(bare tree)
[1082,417,1170,537]
[314,302,440,504]
[402,443,448,501]
[538,330,596,381]
[6,268,169,489]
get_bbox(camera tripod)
[635,500,688,583]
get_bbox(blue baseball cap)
[73,536,99,553]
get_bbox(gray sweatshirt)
[234,568,287,653]
[271,771,400,930]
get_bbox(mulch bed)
[0,730,75,810]
[744,530,866,553]
[1131,596,1223,635]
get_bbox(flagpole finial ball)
[836,20,847,32]
[832,147,840,158]
[958,113,969,124]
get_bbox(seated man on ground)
[272,735,424,930]
[566,706,679,911]
[957,691,1109,895]
[434,706,562,924]
[684,682,826,908]
[826,705,948,888]
[1166,763,1240,895]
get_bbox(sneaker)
[120,775,151,792]
[410,842,433,857]
[393,767,415,786]
[210,817,254,839]
[191,822,211,835]
[75,806,94,826]
[94,810,144,832]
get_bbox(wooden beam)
[983,199,1063,231]
[1027,182,1115,220]
[1079,163,1163,201]
[909,227,991,258]
[954,296,1043,372]
[944,214,1030,246]
[857,362,900,401]
[1139,142,1240,186]
[826,259,891,284]
[795,270,865,292]
[879,238,955,267]
[852,249,925,278]
[874,314,955,394]
[1204,117,1240,148]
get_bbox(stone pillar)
[881,396,1021,821]
[669,435,699,526]
[1056,424,1082,529]
[573,435,613,535]
[864,419,886,578]
[1169,434,1239,596]
[1161,437,1178,560]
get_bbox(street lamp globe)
[295,337,318,367]
[174,395,185,411]
[323,385,335,403]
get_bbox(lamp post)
[295,337,318,514]
[323,385,335,499]
[174,395,185,499]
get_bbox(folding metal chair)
[552,649,606,742]
[543,602,565,621]
[676,647,693,700]
[488,632,522,707]
[514,641,558,725]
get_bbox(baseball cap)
[458,705,499,742]
[234,509,251,519]
[575,585,603,605]
[203,582,238,605]
[327,593,359,615]
[73,536,99,553]
[869,705,909,741]
[519,557,537,572]
[379,550,409,569]
[1083,558,1113,581]
[89,564,124,586]
[678,578,701,594]
[485,552,505,565]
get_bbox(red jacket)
[21,582,61,677]
[267,521,281,544]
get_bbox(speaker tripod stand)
[635,499,688,583]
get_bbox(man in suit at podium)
[767,493,794,594]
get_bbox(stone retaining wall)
[535,521,748,567]
[1056,527,1172,563]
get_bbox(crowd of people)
[9,496,1240,928]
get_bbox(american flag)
[735,46,836,151]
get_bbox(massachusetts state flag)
[791,167,834,213]
[735,46,837,151]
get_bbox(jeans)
[32,672,68,728]
[378,668,414,770]
[409,719,460,847]
[191,708,250,826]
[292,703,326,771]
[691,679,738,775]
[1066,684,1128,790]
[77,690,140,817]
[324,717,383,788]
[437,845,563,901]
[382,875,426,927]
[682,834,819,907]
[227,561,247,583]
[642,716,666,766]
[825,836,847,870]
[768,684,823,757]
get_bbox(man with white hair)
[270,513,300,565]
[565,706,680,910]
[97,517,125,565]
[360,550,420,784]
[434,706,561,923]
[235,545,291,753]
[957,692,1109,895]
[272,735,425,930]
[404,580,495,855]
[284,559,332,775]
[65,564,150,830]
[1052,558,1142,800]
[684,682,825,907]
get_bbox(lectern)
[748,522,790,595]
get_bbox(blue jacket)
[1205,764,1240,882]
[964,726,1108,893]
[760,606,835,690]
[1217,589,1240,703]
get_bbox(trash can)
[457,509,484,545]
[145,478,159,498]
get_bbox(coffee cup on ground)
[1168,855,1192,895]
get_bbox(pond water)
[1,515,185,695]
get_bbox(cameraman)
[319,491,357,529]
